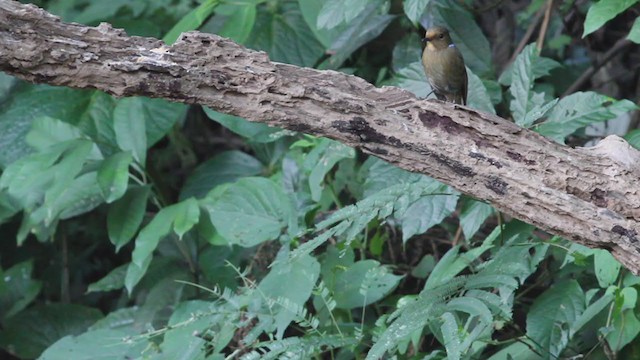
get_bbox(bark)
[1,1,640,271]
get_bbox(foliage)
[0,0,639,359]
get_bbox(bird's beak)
[421,37,429,43]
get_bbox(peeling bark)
[1,1,640,271]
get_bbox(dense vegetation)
[1,0,640,359]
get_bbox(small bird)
[421,26,468,105]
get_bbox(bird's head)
[422,26,454,51]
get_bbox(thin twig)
[562,38,633,96]
[536,0,554,51]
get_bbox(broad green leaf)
[433,0,492,76]
[0,261,42,320]
[0,304,102,359]
[391,32,422,72]
[317,0,369,29]
[526,280,584,359]
[459,199,494,240]
[218,3,257,44]
[594,249,621,288]
[404,0,431,24]
[521,96,559,128]
[440,312,462,360]
[400,190,459,242]
[26,116,100,160]
[498,56,561,85]
[607,289,640,352]
[113,98,147,165]
[180,150,264,199]
[125,198,198,292]
[332,260,402,309]
[205,177,296,247]
[203,107,291,142]
[536,92,637,143]
[39,329,148,360]
[164,0,221,44]
[570,291,614,337]
[259,253,320,339]
[583,0,639,37]
[86,264,127,293]
[303,139,355,201]
[54,171,105,220]
[446,297,493,324]
[162,301,228,358]
[508,44,537,125]
[245,2,325,67]
[142,98,187,146]
[173,197,200,239]
[0,85,92,168]
[72,0,140,24]
[625,129,640,149]
[362,157,425,197]
[107,186,150,251]
[383,61,431,98]
[629,17,640,43]
[487,340,540,360]
[467,67,496,114]
[298,0,346,47]
[321,4,395,69]
[97,152,132,203]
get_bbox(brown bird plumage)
[421,26,468,105]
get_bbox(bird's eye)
[439,33,444,39]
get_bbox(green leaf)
[404,0,431,24]
[0,86,92,168]
[570,291,614,337]
[607,288,640,351]
[0,261,42,320]
[526,280,584,358]
[583,0,639,37]
[391,33,423,72]
[625,129,640,149]
[161,301,228,358]
[86,265,127,293]
[467,68,496,114]
[459,199,494,240]
[173,198,200,239]
[259,253,320,339]
[321,4,395,69]
[125,198,198,292]
[317,0,369,29]
[97,152,132,203]
[400,190,459,242]
[52,171,105,220]
[0,304,102,359]
[163,0,221,44]
[113,98,147,165]
[508,44,537,125]
[298,0,345,47]
[440,312,462,360]
[142,98,187,146]
[205,177,295,247]
[498,56,560,86]
[433,1,492,76]
[26,116,100,159]
[628,17,640,43]
[331,260,402,309]
[180,150,264,199]
[203,107,290,142]
[383,61,431,98]
[536,92,637,143]
[218,3,257,44]
[107,186,150,251]
[39,329,148,360]
[594,250,621,288]
[303,139,355,201]
[245,2,325,67]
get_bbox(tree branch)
[1,1,640,272]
